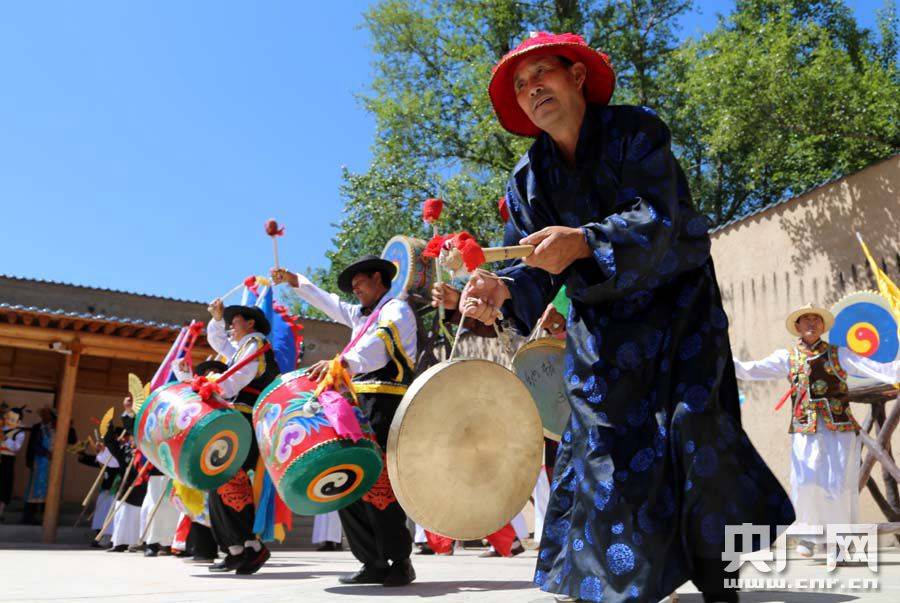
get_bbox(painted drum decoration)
[382,235,436,306]
[829,290,900,389]
[136,382,251,491]
[253,369,383,515]
[512,338,571,441]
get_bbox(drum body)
[387,359,543,540]
[382,235,435,305]
[136,382,251,490]
[512,338,571,441]
[254,369,383,515]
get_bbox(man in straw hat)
[271,255,418,587]
[459,31,794,602]
[734,303,900,558]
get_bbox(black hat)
[194,360,228,376]
[337,255,397,294]
[223,305,271,335]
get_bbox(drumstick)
[432,224,445,324]
[265,219,285,269]
[139,477,172,544]
[441,244,535,273]
[219,282,244,301]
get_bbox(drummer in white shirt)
[272,255,418,587]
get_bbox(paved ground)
[1,545,899,602]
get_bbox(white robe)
[733,344,899,542]
[312,511,343,544]
[532,468,551,544]
[111,502,141,547]
[141,475,180,546]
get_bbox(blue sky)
[1,1,885,303]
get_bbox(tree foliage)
[312,0,899,292]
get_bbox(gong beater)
[387,358,543,540]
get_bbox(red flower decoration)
[190,376,223,401]
[498,196,509,222]
[452,232,486,271]
[423,198,444,223]
[423,233,453,258]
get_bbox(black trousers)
[0,456,15,504]
[209,430,259,552]
[338,393,412,568]
[188,522,219,558]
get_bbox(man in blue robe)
[460,32,794,603]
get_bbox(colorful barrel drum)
[382,235,436,306]
[511,338,571,441]
[253,369,384,515]
[136,382,252,491]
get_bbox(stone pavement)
[1,545,899,602]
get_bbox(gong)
[387,358,543,540]
[511,337,571,441]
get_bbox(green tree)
[316,0,695,291]
[674,0,900,223]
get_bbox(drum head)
[382,235,422,301]
[387,359,543,540]
[181,410,252,490]
[277,438,383,515]
[512,338,571,441]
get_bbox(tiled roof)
[0,302,183,331]
[0,273,203,305]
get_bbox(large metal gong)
[387,358,543,540]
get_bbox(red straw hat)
[489,31,615,137]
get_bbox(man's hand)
[306,359,348,383]
[431,283,461,311]
[520,226,591,274]
[208,299,224,321]
[540,304,566,336]
[459,270,511,325]
[270,268,299,288]
[177,358,190,373]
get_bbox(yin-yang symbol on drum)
[200,430,239,476]
[829,291,900,388]
[307,463,363,503]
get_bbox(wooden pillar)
[42,341,82,543]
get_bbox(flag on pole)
[857,233,900,334]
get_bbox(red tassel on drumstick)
[265,219,285,269]
[423,230,533,277]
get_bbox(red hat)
[489,32,615,137]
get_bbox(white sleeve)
[217,338,263,400]
[838,348,900,384]
[3,431,25,453]
[206,318,236,359]
[732,349,791,381]
[96,447,120,469]
[290,273,355,327]
[343,300,417,376]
